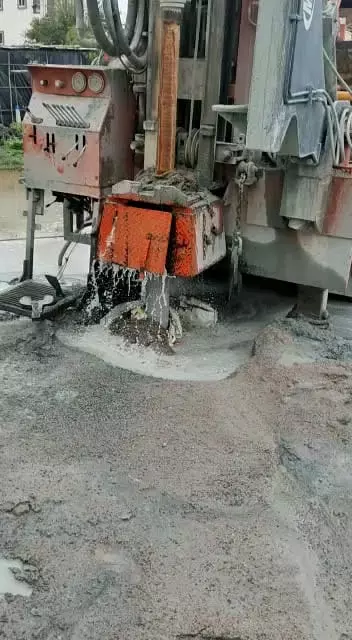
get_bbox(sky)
[96,0,128,22]
[118,0,128,21]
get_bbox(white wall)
[0,0,48,46]
[0,0,128,46]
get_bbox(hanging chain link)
[234,172,246,254]
[228,174,245,301]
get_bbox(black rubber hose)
[86,0,116,57]
[125,0,138,41]
[103,0,121,54]
[86,0,147,70]
[110,0,147,68]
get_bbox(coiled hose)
[322,49,352,166]
[86,0,148,71]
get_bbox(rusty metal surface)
[97,189,226,278]
[29,65,109,99]
[23,65,135,198]
[171,200,226,277]
[97,197,172,275]
[156,20,181,174]
[324,169,352,238]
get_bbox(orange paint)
[30,65,108,99]
[97,194,224,277]
[97,197,172,275]
[324,174,352,235]
[171,207,198,276]
[156,20,180,174]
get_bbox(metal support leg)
[144,0,161,170]
[145,275,170,329]
[295,286,329,320]
[197,0,226,187]
[63,197,74,241]
[21,188,44,281]
[89,199,104,267]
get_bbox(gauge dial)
[72,71,87,93]
[88,73,105,94]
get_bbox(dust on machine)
[1,0,352,335]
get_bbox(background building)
[0,0,48,46]
[0,0,128,47]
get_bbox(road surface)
[1,169,352,639]
[1,296,352,640]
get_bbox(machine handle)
[26,108,43,125]
[61,141,79,161]
[73,145,87,168]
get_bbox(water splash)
[84,260,172,330]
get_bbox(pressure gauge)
[88,73,105,94]
[72,71,87,93]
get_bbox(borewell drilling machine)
[1,0,352,325]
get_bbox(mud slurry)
[0,559,32,598]
[57,287,296,382]
[0,309,352,639]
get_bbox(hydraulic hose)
[86,0,148,71]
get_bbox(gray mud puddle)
[0,559,32,598]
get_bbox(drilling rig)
[1,0,352,327]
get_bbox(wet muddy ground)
[0,294,352,639]
[1,169,352,639]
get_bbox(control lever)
[61,141,79,161]
[26,108,43,125]
[73,144,87,168]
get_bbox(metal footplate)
[0,277,78,320]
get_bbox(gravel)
[0,307,352,639]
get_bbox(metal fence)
[0,45,95,126]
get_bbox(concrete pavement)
[0,236,90,283]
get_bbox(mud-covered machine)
[2,0,352,325]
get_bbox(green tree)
[26,0,82,45]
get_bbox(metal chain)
[228,175,245,300]
[234,173,246,252]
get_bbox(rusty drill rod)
[156,0,187,175]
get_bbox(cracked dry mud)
[0,313,352,640]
